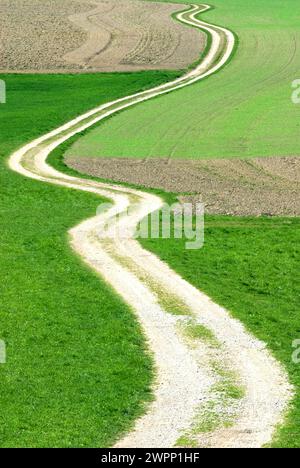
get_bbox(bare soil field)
[0,0,89,71]
[0,0,205,73]
[66,156,300,216]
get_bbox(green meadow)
[65,0,300,161]
[0,71,179,447]
[1,0,300,449]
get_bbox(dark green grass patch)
[0,71,179,447]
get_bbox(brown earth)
[0,0,91,71]
[0,0,206,73]
[65,155,300,216]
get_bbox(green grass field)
[141,215,300,448]
[1,0,300,449]
[0,71,179,447]
[65,0,300,161]
[52,135,300,448]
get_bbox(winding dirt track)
[8,4,292,448]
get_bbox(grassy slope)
[52,135,300,447]
[0,71,179,448]
[1,1,299,451]
[65,0,300,161]
[141,215,300,448]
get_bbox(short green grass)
[2,0,300,448]
[141,215,300,448]
[54,132,300,447]
[180,320,219,347]
[0,71,180,447]
[65,0,300,161]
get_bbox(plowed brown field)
[66,155,300,217]
[0,0,205,72]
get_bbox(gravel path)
[8,4,292,448]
